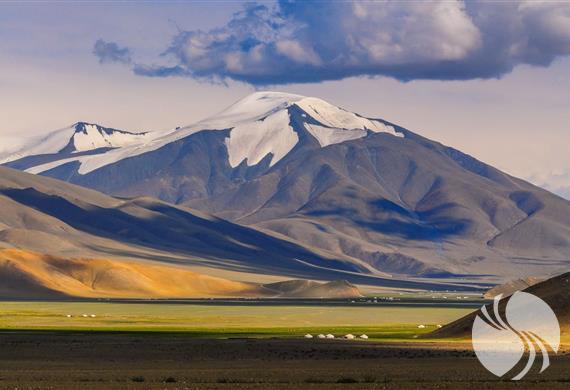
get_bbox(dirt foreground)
[0,332,569,389]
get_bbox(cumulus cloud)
[97,0,570,84]
[93,39,132,65]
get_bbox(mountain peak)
[199,91,400,134]
[72,121,106,134]
[192,91,403,167]
[3,92,404,174]
[65,122,149,153]
[196,91,306,129]
[72,121,147,136]
[242,90,306,101]
[0,122,151,166]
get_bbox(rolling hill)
[0,248,365,299]
[431,271,570,338]
[0,248,262,299]
[0,166,475,297]
[483,276,544,298]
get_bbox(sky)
[0,1,569,199]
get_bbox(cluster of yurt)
[305,333,369,340]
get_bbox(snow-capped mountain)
[3,92,570,282]
[3,92,402,175]
[196,92,403,167]
[0,122,157,171]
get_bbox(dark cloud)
[93,39,132,65]
[95,1,570,84]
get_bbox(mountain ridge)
[2,92,569,282]
[0,165,476,292]
[2,92,403,175]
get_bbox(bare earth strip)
[0,334,569,389]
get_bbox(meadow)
[0,301,473,339]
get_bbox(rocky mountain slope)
[3,92,569,282]
[0,166,473,293]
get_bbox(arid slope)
[0,248,264,298]
[0,249,368,299]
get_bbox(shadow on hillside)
[305,198,470,241]
[0,188,485,291]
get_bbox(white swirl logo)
[472,291,560,380]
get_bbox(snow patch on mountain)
[304,124,367,147]
[0,127,75,164]
[295,97,399,135]
[225,109,298,167]
[72,123,150,152]
[196,91,304,130]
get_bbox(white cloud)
[275,39,321,65]
[109,0,570,84]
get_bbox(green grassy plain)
[0,301,473,339]
[2,302,569,388]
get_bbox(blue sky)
[1,1,569,198]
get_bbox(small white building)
[325,334,335,339]
[359,334,369,339]
[304,334,313,339]
[317,334,326,339]
[418,324,426,329]
[344,334,355,340]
